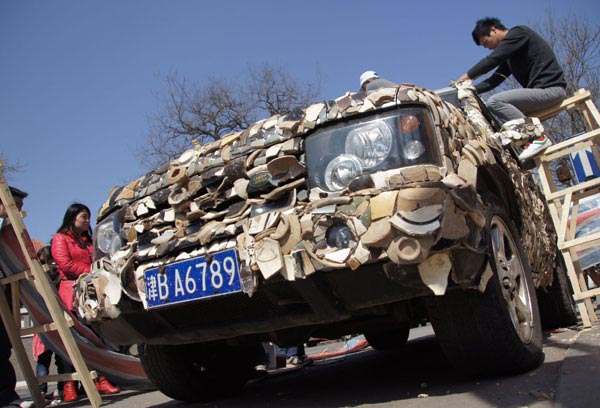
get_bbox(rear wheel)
[139,342,255,402]
[364,325,410,351]
[426,201,543,376]
[537,252,578,330]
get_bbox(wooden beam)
[532,88,591,121]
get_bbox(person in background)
[358,70,397,95]
[51,203,120,402]
[0,186,34,408]
[32,245,65,402]
[286,344,310,367]
[32,333,62,401]
[254,343,269,374]
[456,17,567,160]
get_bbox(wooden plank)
[540,139,596,162]
[547,178,600,201]
[20,322,59,336]
[557,190,572,248]
[564,236,600,252]
[546,201,562,234]
[561,250,583,297]
[561,250,593,327]
[0,270,33,285]
[541,128,600,156]
[536,160,555,198]
[558,232,600,250]
[578,272,599,323]
[584,98,600,128]
[574,286,600,301]
[569,189,600,202]
[566,195,579,241]
[20,316,75,336]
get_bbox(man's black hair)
[9,186,28,199]
[471,17,508,45]
[0,186,27,206]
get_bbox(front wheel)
[426,201,543,376]
[364,325,410,351]
[139,342,255,402]
[537,252,578,330]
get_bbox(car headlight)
[324,155,364,191]
[94,213,122,259]
[306,107,439,192]
[403,140,426,160]
[345,122,393,168]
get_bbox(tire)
[365,325,410,350]
[537,252,578,330]
[425,200,544,377]
[139,342,255,402]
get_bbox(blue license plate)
[144,249,241,309]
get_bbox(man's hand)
[453,79,477,100]
[457,73,470,82]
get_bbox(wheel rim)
[490,215,534,343]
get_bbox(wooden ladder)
[532,88,600,328]
[0,163,102,408]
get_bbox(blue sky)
[1,0,598,244]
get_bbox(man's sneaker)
[252,364,268,378]
[286,355,311,368]
[518,136,553,161]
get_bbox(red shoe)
[95,375,121,394]
[63,381,78,402]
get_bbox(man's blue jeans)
[36,349,53,393]
[486,86,567,123]
[36,349,66,394]
[286,344,305,358]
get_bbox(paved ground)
[11,312,600,408]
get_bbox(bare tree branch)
[534,13,600,140]
[137,64,321,169]
[244,63,320,116]
[0,152,25,179]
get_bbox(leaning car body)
[76,83,558,397]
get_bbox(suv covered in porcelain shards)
[76,82,576,402]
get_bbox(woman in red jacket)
[51,203,120,401]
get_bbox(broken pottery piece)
[395,187,446,212]
[267,155,306,184]
[347,242,371,270]
[457,159,477,187]
[398,204,442,224]
[390,205,442,236]
[418,252,451,295]
[256,237,283,279]
[361,217,394,248]
[387,235,433,264]
[369,191,398,220]
[439,197,470,240]
[150,229,176,245]
[323,248,352,264]
[281,255,297,281]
